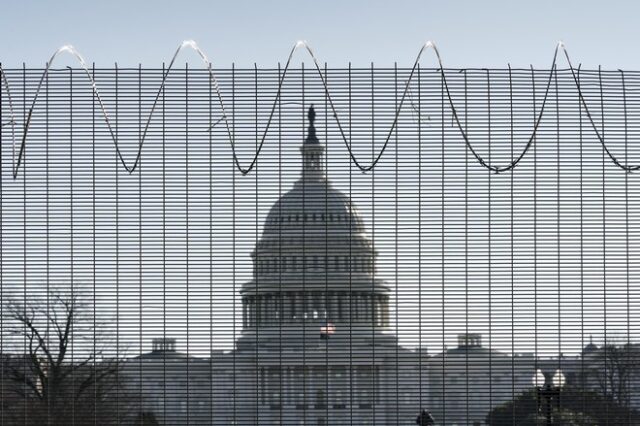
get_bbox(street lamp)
[532,368,565,426]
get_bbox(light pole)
[533,369,565,426]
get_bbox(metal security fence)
[1,45,640,425]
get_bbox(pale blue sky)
[0,0,637,68]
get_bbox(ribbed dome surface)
[261,180,367,239]
[252,177,376,279]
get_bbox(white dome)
[243,106,385,293]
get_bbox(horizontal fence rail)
[1,57,640,425]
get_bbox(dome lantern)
[300,105,325,181]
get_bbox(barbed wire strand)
[0,40,638,179]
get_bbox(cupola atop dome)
[300,105,325,182]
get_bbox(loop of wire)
[0,40,637,179]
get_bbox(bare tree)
[588,338,640,410]
[1,286,137,425]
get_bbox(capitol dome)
[240,106,391,332]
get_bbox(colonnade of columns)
[257,365,381,408]
[242,292,390,327]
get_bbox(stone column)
[318,292,325,319]
[383,296,389,327]
[268,295,273,323]
[352,293,358,321]
[352,366,359,405]
[284,367,290,406]
[299,291,305,320]
[362,293,369,322]
[306,292,313,320]
[308,366,315,405]
[282,292,289,322]
[261,296,267,324]
[368,294,374,323]
[242,299,247,328]
[262,295,269,324]
[298,292,304,320]
[327,292,335,320]
[361,294,368,322]
[260,367,265,406]
[292,292,298,321]
[342,293,349,322]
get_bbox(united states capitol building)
[121,107,615,425]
